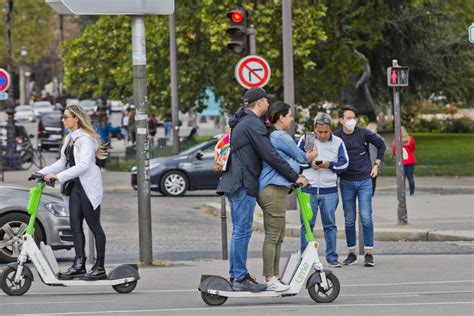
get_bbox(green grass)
[382,133,474,176]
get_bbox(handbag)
[61,179,75,196]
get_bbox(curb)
[202,203,474,242]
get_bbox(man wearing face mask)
[334,105,386,267]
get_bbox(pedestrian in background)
[392,126,416,196]
[258,101,316,291]
[121,109,129,145]
[334,105,386,267]
[40,105,108,280]
[128,105,136,145]
[367,122,386,196]
[217,88,308,293]
[297,112,348,268]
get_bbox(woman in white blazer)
[40,105,107,280]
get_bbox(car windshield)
[180,141,215,156]
[79,100,96,109]
[34,102,52,108]
[16,106,31,112]
[41,113,62,127]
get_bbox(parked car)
[79,99,98,116]
[14,105,35,122]
[65,98,80,106]
[0,185,72,262]
[37,112,63,151]
[131,138,220,196]
[110,100,124,113]
[33,101,55,119]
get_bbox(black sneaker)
[343,252,357,265]
[232,274,267,292]
[364,254,375,267]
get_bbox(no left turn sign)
[235,55,271,89]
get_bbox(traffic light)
[226,8,248,54]
[387,66,409,87]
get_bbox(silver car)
[0,186,73,262]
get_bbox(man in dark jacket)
[217,87,308,292]
[334,105,386,268]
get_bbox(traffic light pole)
[282,0,297,210]
[248,26,256,55]
[5,0,16,166]
[393,85,408,224]
[131,16,153,266]
[169,13,180,155]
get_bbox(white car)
[33,101,54,119]
[110,100,124,112]
[14,105,35,122]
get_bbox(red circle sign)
[0,69,11,93]
[235,55,271,89]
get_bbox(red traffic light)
[231,12,243,23]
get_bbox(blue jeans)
[340,178,374,250]
[226,187,257,281]
[404,164,415,195]
[300,192,339,264]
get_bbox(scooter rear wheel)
[308,273,340,303]
[201,292,228,306]
[1,265,32,296]
[112,280,137,294]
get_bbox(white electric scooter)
[198,185,341,306]
[0,173,139,296]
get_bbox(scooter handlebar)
[28,172,56,187]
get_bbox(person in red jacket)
[392,126,416,196]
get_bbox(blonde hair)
[65,105,107,160]
[401,126,410,146]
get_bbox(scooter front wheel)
[201,292,228,306]
[1,265,32,296]
[308,272,340,303]
[112,280,137,294]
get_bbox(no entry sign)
[235,55,271,89]
[0,69,11,93]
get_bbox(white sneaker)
[265,277,290,292]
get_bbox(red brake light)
[231,12,243,23]
[38,122,43,133]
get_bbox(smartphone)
[304,132,315,151]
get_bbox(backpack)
[214,129,231,172]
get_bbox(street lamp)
[20,46,27,105]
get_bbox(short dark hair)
[338,104,359,118]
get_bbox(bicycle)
[1,143,45,170]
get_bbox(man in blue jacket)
[217,87,308,292]
[334,105,386,267]
[298,112,349,268]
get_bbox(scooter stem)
[26,182,45,236]
[294,187,314,243]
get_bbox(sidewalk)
[204,176,474,242]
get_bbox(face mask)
[344,119,357,131]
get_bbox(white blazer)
[39,128,103,210]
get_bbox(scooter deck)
[45,277,137,287]
[207,289,298,298]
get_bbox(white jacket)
[39,128,103,210]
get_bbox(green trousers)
[258,185,289,277]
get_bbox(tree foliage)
[62,0,474,117]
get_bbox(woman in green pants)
[258,101,316,291]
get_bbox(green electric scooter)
[199,184,341,306]
[0,172,140,296]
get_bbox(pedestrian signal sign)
[387,66,409,87]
